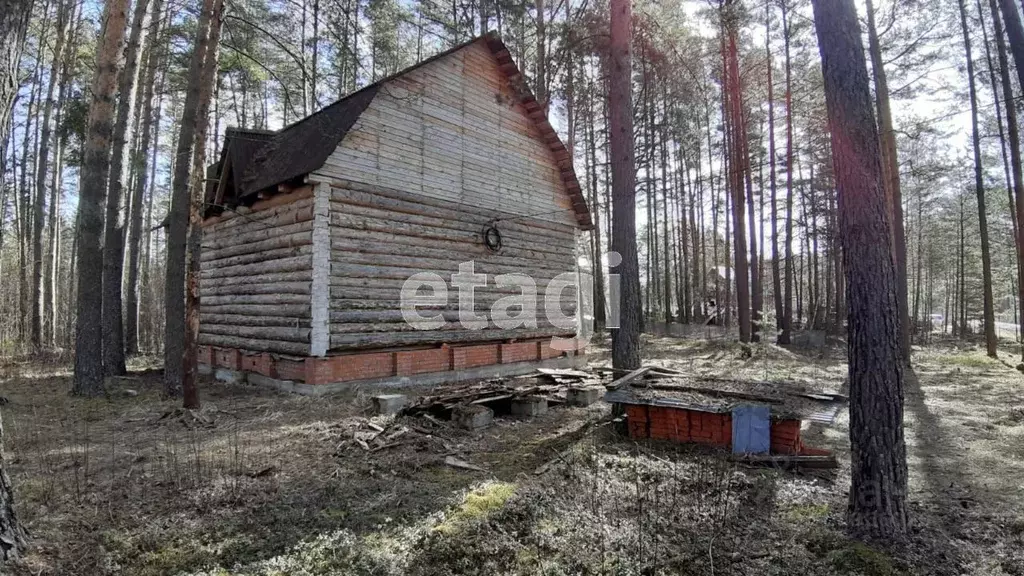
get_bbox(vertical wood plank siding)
[198,187,314,354]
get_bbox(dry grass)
[0,335,1021,575]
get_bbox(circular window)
[482,224,503,252]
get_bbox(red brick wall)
[275,358,306,382]
[538,341,566,360]
[770,419,802,455]
[240,352,273,376]
[625,404,803,455]
[501,342,538,364]
[213,348,240,370]
[396,346,451,376]
[331,352,395,382]
[453,344,500,370]
[206,337,560,385]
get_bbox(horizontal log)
[204,219,313,250]
[200,313,312,328]
[200,323,311,343]
[201,281,312,296]
[198,332,309,355]
[328,326,576,350]
[328,186,576,241]
[201,255,311,280]
[202,293,310,306]
[202,244,312,272]
[328,249,575,279]
[328,227,573,262]
[328,211,573,257]
[321,178,577,236]
[204,191,313,228]
[328,296,577,313]
[200,303,311,318]
[203,232,312,264]
[214,271,313,286]
[329,318,568,334]
[204,201,313,237]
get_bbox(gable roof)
[210,33,592,229]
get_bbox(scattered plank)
[444,456,488,472]
[730,454,838,469]
[635,382,785,404]
[605,367,652,391]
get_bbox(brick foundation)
[625,403,804,454]
[199,338,569,387]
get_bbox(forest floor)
[1,334,1023,576]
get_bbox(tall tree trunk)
[865,0,911,363]
[992,0,1024,356]
[0,0,34,560]
[535,0,546,108]
[165,0,215,397]
[724,0,751,343]
[102,0,151,375]
[0,0,31,143]
[768,1,784,342]
[608,0,641,370]
[587,82,606,329]
[781,0,795,342]
[811,0,908,539]
[958,0,999,357]
[32,0,70,350]
[125,0,164,356]
[74,0,131,396]
[183,0,224,410]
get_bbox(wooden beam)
[606,367,652,391]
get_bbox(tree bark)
[125,0,165,356]
[103,0,151,375]
[995,0,1024,357]
[781,0,795,343]
[810,0,908,540]
[608,0,641,370]
[183,0,225,410]
[767,1,784,343]
[32,0,70,350]
[165,0,215,397]
[865,0,911,364]
[74,0,131,396]
[724,0,751,343]
[958,0,998,356]
[0,0,33,562]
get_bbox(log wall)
[199,187,315,355]
[322,179,579,350]
[312,40,577,227]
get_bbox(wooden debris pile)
[332,414,452,454]
[400,369,605,419]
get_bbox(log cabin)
[197,34,592,394]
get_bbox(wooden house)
[197,34,592,393]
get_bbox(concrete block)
[511,395,548,417]
[372,394,407,415]
[453,404,493,430]
[567,386,602,407]
[214,368,245,384]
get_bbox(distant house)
[198,34,592,393]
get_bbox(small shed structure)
[197,34,591,393]
[605,377,845,455]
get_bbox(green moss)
[827,542,907,576]
[935,353,993,368]
[433,482,517,535]
[785,503,830,523]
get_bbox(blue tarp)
[732,404,771,454]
